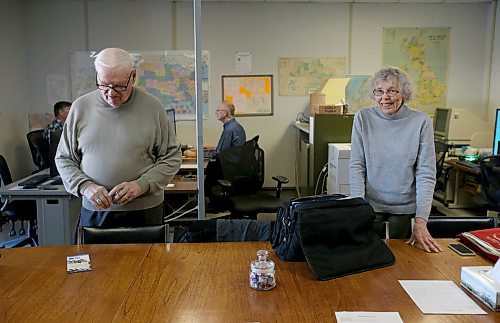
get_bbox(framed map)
[383,27,450,115]
[278,57,347,96]
[70,50,210,120]
[222,75,273,116]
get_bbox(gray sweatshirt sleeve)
[349,112,366,198]
[415,116,437,220]
[55,111,93,197]
[134,115,182,194]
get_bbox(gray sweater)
[55,87,182,211]
[349,105,436,220]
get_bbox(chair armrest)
[218,179,232,188]
[272,176,289,184]
[271,176,289,198]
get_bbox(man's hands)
[109,181,142,206]
[82,183,113,210]
[406,218,443,253]
[183,149,196,158]
[83,181,142,210]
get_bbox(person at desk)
[55,48,182,228]
[350,66,442,253]
[183,101,246,207]
[183,101,246,158]
[43,101,71,141]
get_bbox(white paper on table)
[167,184,175,188]
[335,311,403,323]
[399,280,487,314]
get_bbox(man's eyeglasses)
[373,89,400,97]
[96,72,133,92]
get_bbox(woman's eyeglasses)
[373,89,400,97]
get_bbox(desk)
[0,170,80,246]
[165,175,198,194]
[179,157,209,173]
[435,159,481,209]
[0,240,498,322]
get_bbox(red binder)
[458,228,500,262]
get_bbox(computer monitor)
[166,108,176,134]
[433,107,487,145]
[48,129,62,178]
[493,109,500,155]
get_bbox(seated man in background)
[184,101,246,159]
[43,101,72,141]
[184,101,246,210]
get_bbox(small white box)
[460,266,500,311]
[327,143,351,194]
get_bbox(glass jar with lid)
[249,250,276,290]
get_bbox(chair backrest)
[427,216,497,238]
[26,130,49,171]
[435,140,448,182]
[78,224,169,244]
[480,155,500,207]
[0,155,13,186]
[218,135,264,195]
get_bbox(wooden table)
[0,240,498,322]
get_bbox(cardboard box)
[460,266,500,311]
[311,104,344,115]
[309,78,349,115]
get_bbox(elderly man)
[184,101,246,159]
[56,48,182,228]
[43,101,71,141]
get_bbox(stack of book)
[458,228,500,262]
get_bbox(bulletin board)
[222,74,273,116]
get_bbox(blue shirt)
[43,119,64,141]
[205,119,246,158]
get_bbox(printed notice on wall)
[235,52,252,74]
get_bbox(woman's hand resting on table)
[406,217,443,253]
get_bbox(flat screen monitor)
[433,107,486,145]
[48,129,62,178]
[493,109,500,155]
[166,108,176,134]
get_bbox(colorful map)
[222,75,273,116]
[383,27,450,115]
[135,51,209,119]
[279,57,347,96]
[345,75,373,114]
[70,50,209,119]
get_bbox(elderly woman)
[349,67,442,253]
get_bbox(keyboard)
[45,176,63,185]
[18,174,50,188]
[456,160,480,169]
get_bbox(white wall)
[0,0,30,179]
[1,0,498,186]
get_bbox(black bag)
[270,194,395,280]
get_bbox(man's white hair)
[94,48,133,72]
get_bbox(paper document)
[167,184,175,188]
[335,311,403,323]
[399,280,486,314]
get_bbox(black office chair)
[26,129,49,172]
[477,155,500,213]
[434,140,452,194]
[77,224,169,244]
[427,216,498,238]
[0,155,38,247]
[217,136,295,218]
